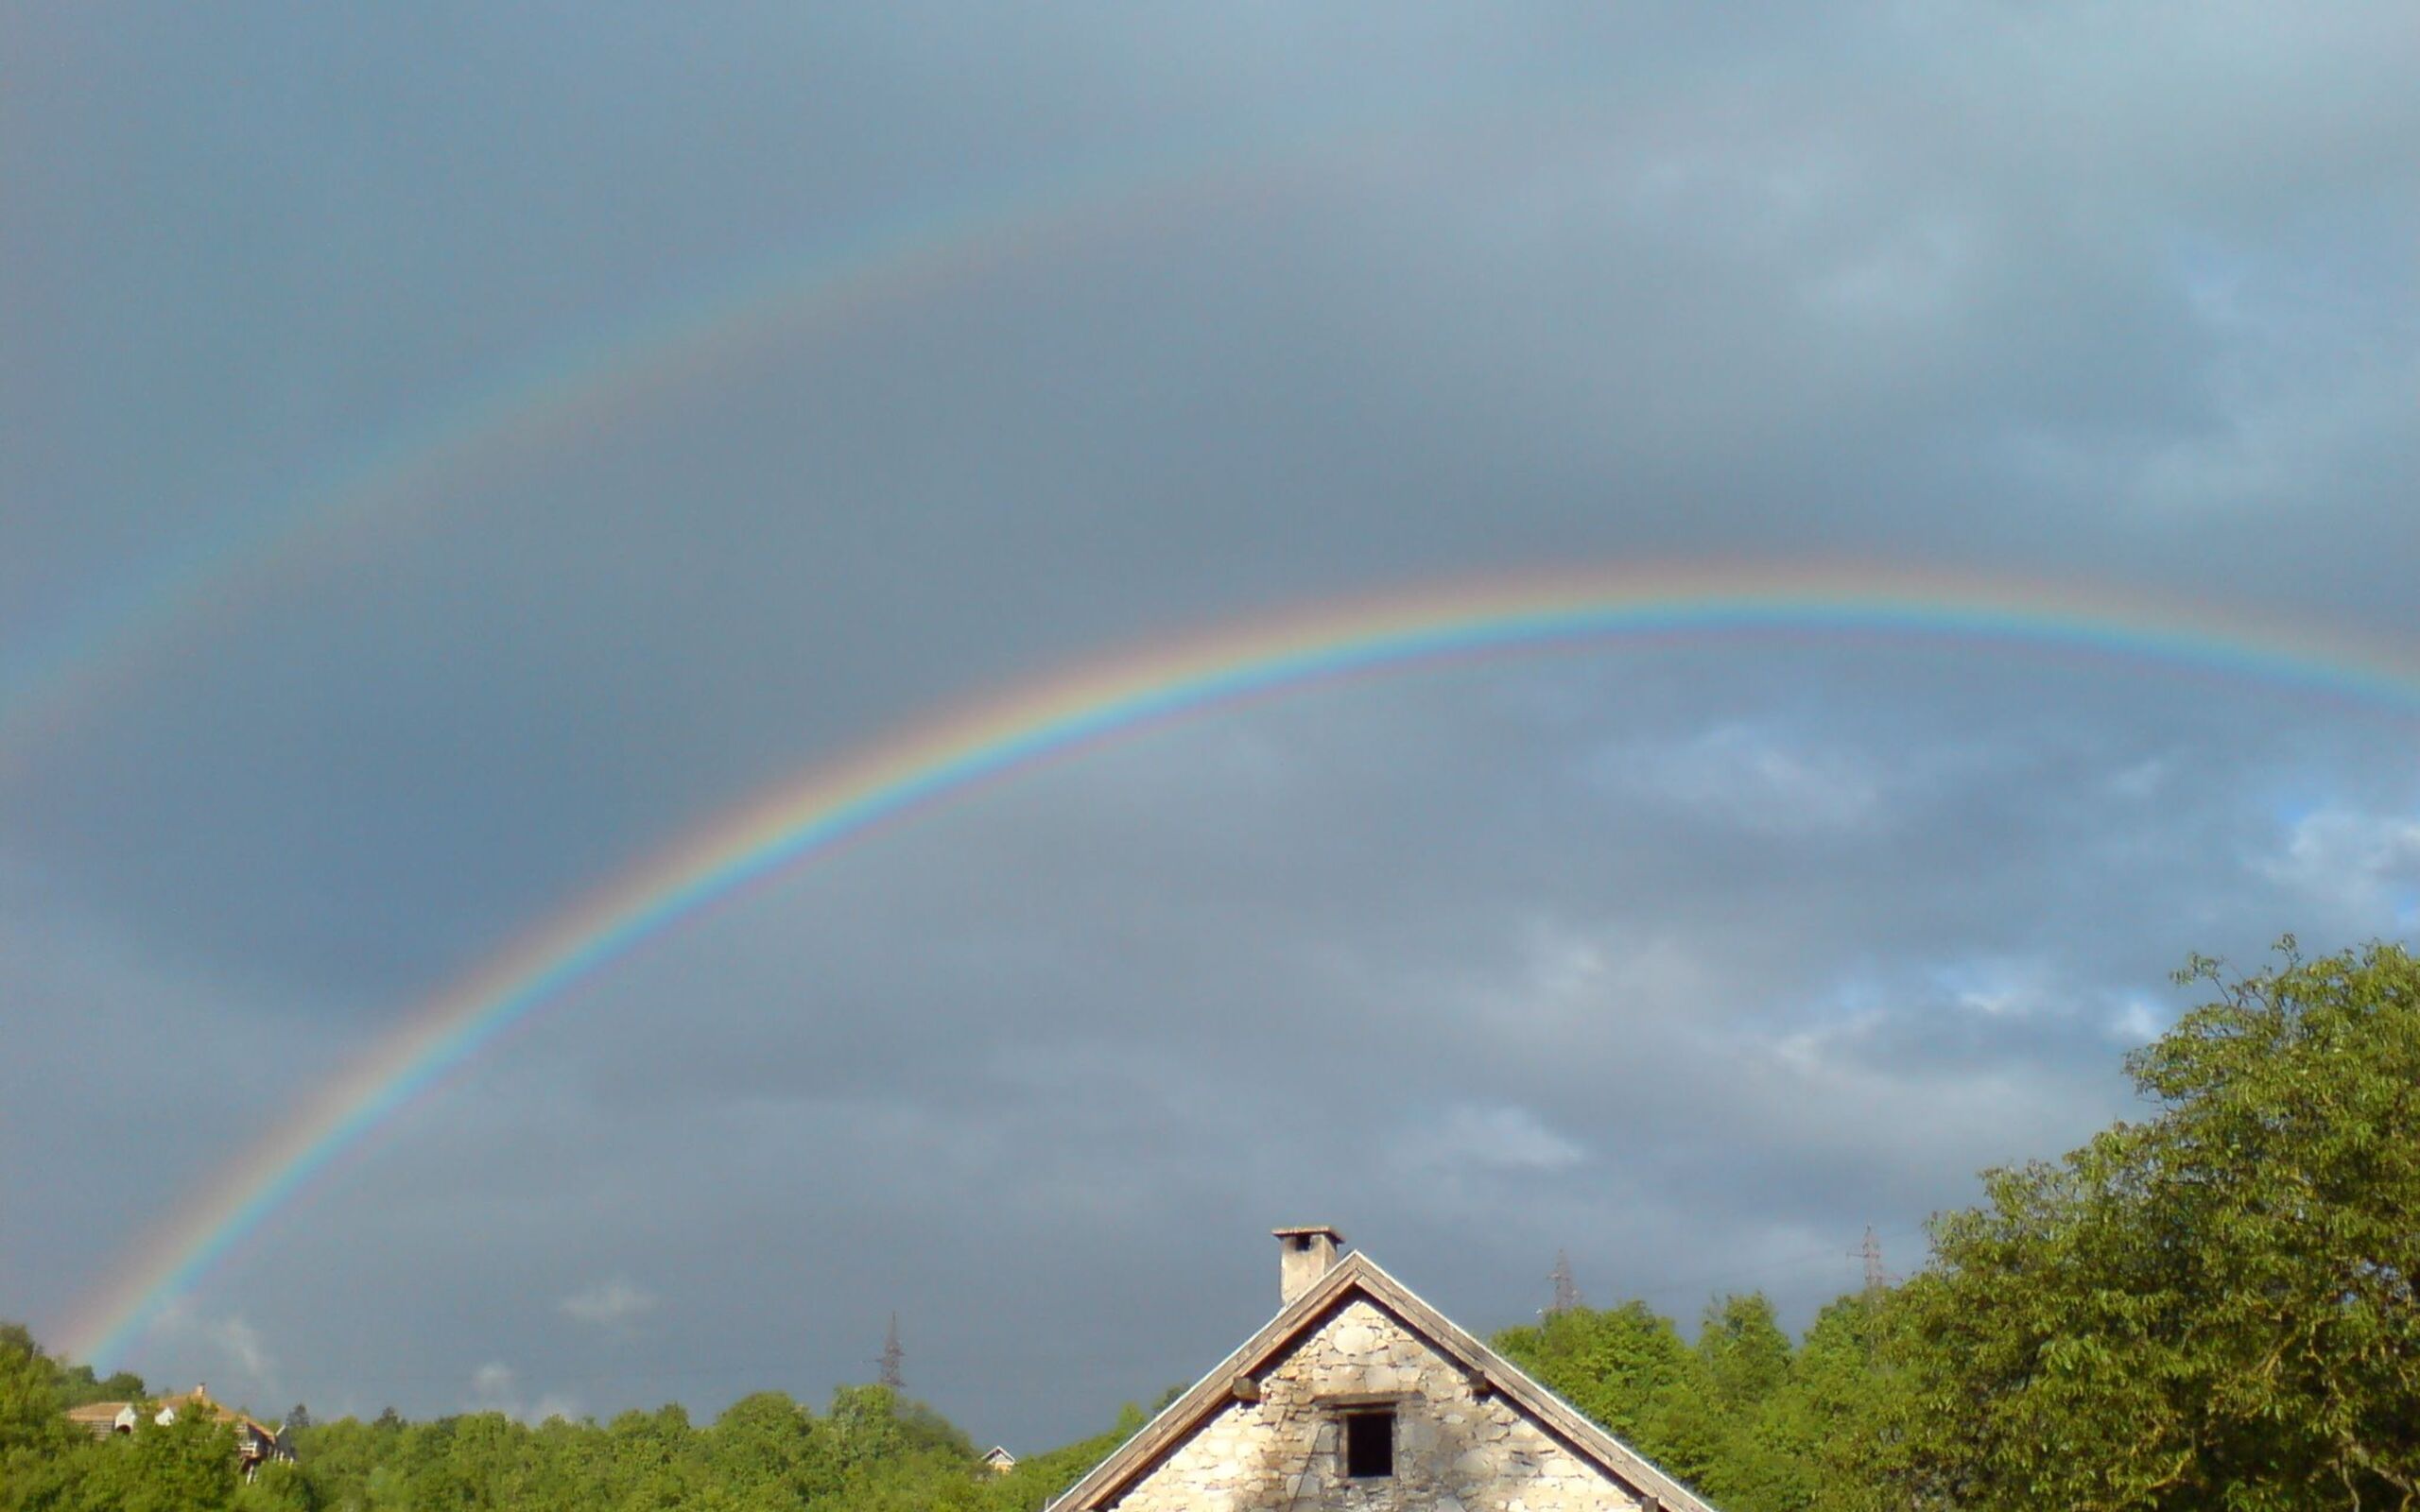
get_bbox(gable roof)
[64,1401,138,1437]
[159,1388,274,1431]
[1047,1249,1716,1512]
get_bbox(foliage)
[977,1400,1151,1512]
[1876,940,2420,1511]
[1495,1297,1700,1452]
[1491,1290,1904,1512]
[1,1321,83,1510]
[0,1366,1142,1512]
[48,1361,147,1411]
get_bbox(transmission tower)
[1852,1226,1895,1296]
[878,1312,905,1391]
[1546,1249,1583,1318]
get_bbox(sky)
[5,0,2418,1451]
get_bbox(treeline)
[7,941,2417,1510]
[1495,941,2420,1510]
[0,1356,1143,1512]
[1495,1290,1891,1512]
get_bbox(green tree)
[977,1400,1150,1512]
[1883,941,2420,1511]
[1,1322,88,1512]
[45,1360,145,1411]
[712,1390,842,1504]
[84,1405,240,1512]
[1698,1294,1793,1412]
[1676,1294,1810,1512]
[1789,1292,1911,1512]
[1495,1297,1714,1478]
[232,1459,316,1512]
[0,1324,75,1462]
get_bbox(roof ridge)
[1046,1249,1716,1512]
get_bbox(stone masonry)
[1108,1297,1650,1512]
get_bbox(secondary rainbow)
[0,100,1428,762]
[0,157,1243,756]
[57,564,2420,1365]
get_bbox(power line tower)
[878,1312,905,1392]
[1546,1249,1583,1318]
[1850,1227,1898,1364]
[1852,1226,1895,1296]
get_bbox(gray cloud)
[7,0,2416,1453]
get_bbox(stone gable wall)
[1106,1298,1648,1512]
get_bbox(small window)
[1343,1410,1394,1479]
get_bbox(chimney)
[1273,1226,1346,1304]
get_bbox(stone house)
[1048,1228,1716,1512]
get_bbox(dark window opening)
[1343,1411,1394,1479]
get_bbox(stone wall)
[1108,1298,1648,1512]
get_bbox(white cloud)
[1937,958,2062,1021]
[1806,213,1975,325]
[2106,758,2170,800]
[2106,996,2167,1045]
[149,1300,276,1399]
[560,1279,658,1329]
[1591,723,1880,835]
[1399,1104,1587,1177]
[468,1362,581,1424]
[2257,806,2420,922]
[1462,917,1720,1057]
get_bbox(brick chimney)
[1273,1226,1346,1304]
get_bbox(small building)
[63,1385,292,1478]
[1047,1228,1716,1512]
[983,1445,1019,1474]
[63,1401,142,1439]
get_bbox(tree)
[711,1391,840,1504]
[1883,941,2420,1511]
[1,1321,86,1512]
[1677,1294,1811,1512]
[231,1459,315,1512]
[83,1405,239,1512]
[0,1323,74,1462]
[1494,1299,1713,1480]
[1697,1294,1793,1412]
[45,1359,144,1411]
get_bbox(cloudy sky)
[6,0,2418,1450]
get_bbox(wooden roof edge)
[1047,1249,1719,1512]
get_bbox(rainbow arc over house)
[57,564,2420,1366]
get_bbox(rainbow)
[0,124,1340,763]
[0,84,1599,763]
[55,564,2420,1365]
